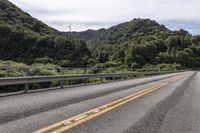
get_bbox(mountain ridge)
[0,0,58,35]
[0,0,90,67]
[0,0,200,69]
[69,19,169,43]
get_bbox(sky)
[8,0,200,34]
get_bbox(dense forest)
[0,0,90,67]
[70,19,200,69]
[0,0,200,78]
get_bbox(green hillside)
[0,0,90,66]
[69,19,169,45]
[0,0,200,71]
[69,19,200,69]
[0,0,59,35]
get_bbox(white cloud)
[8,0,200,34]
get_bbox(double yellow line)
[33,75,184,133]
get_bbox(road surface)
[0,71,198,133]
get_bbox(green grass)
[0,60,180,93]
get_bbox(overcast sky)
[8,0,200,34]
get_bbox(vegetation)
[0,60,61,77]
[0,0,91,66]
[0,60,128,92]
[0,0,200,79]
[70,19,200,69]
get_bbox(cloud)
[160,19,200,35]
[8,0,200,34]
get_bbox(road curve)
[0,71,197,133]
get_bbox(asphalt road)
[157,72,200,133]
[0,71,197,133]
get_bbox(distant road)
[0,71,198,133]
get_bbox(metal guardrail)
[0,70,184,94]
[0,71,183,86]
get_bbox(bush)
[0,61,62,92]
[0,60,28,77]
[158,63,181,71]
[34,56,54,64]
[58,60,71,67]
[136,63,182,72]
[29,63,61,76]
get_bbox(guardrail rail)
[0,70,184,96]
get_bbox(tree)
[176,51,192,68]
[153,39,167,52]
[166,36,181,50]
[97,50,109,63]
[158,52,175,64]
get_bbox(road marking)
[74,114,88,121]
[32,75,184,133]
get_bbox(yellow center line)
[33,82,166,133]
[32,75,184,133]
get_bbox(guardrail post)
[24,84,29,93]
[113,76,115,81]
[84,79,87,85]
[60,80,64,88]
[60,68,64,89]
[84,68,87,85]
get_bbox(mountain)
[69,19,169,46]
[0,0,200,69]
[0,0,90,66]
[0,0,59,35]
[69,28,106,42]
[69,19,200,69]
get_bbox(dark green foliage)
[0,0,57,35]
[69,29,106,42]
[0,60,61,77]
[136,63,181,72]
[1,0,200,71]
[3,0,200,93]
[0,0,91,67]
[69,19,169,46]
[70,18,200,69]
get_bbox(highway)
[0,71,198,133]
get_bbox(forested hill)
[1,0,200,70]
[69,19,169,46]
[69,28,106,42]
[0,0,58,35]
[0,0,90,66]
[69,19,200,69]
